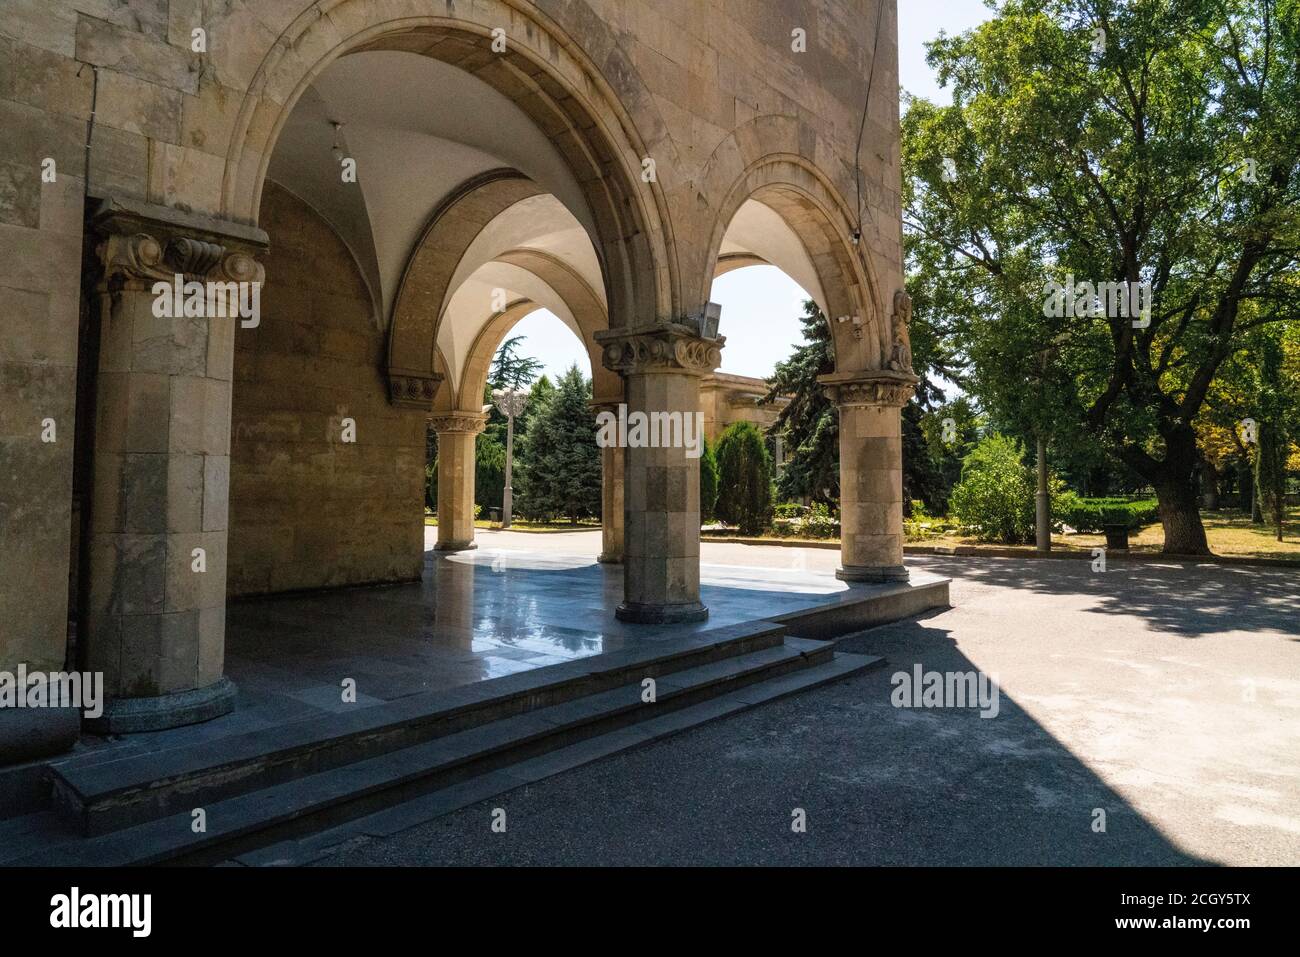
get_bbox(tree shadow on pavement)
[912,555,1300,639]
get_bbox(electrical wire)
[853,0,887,243]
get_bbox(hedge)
[1058,495,1160,532]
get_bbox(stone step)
[234,652,883,866]
[50,620,787,837]
[17,644,881,866]
[0,811,74,864]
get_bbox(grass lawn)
[912,506,1300,561]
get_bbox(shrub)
[948,434,1040,544]
[805,501,838,538]
[715,422,775,536]
[699,437,719,523]
[1057,494,1159,532]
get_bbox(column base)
[597,553,623,564]
[434,541,477,552]
[837,564,910,583]
[86,676,237,734]
[0,706,81,764]
[616,600,708,624]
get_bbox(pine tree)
[490,335,543,391]
[699,437,719,523]
[515,365,601,523]
[763,300,838,505]
[715,421,774,535]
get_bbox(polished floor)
[76,528,890,756]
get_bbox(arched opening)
[220,20,661,702]
[434,305,600,537]
[225,16,676,328]
[706,261,807,446]
[705,175,916,584]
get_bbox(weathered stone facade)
[228,182,428,597]
[700,372,790,442]
[0,0,910,736]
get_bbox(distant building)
[699,373,791,444]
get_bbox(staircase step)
[233,651,883,866]
[50,620,787,835]
[16,647,879,866]
[0,811,74,864]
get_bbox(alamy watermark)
[151,273,261,328]
[1042,275,1152,328]
[0,666,103,719]
[50,887,150,937]
[596,403,705,459]
[891,665,1000,718]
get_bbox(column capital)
[430,410,488,434]
[91,194,268,287]
[818,370,918,408]
[389,370,444,411]
[595,322,724,377]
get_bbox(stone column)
[596,324,723,623]
[598,443,625,563]
[431,412,487,551]
[592,397,625,564]
[819,371,917,583]
[84,197,267,732]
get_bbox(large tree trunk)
[1134,427,1211,555]
[1154,479,1211,554]
[1256,421,1285,538]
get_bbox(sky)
[513,0,995,386]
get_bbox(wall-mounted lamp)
[685,301,722,339]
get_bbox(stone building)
[699,371,789,443]
[0,0,915,739]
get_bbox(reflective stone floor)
[79,529,885,756]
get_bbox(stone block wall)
[0,32,91,673]
[0,0,903,672]
[227,182,426,597]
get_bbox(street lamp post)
[492,387,529,529]
[1033,340,1064,554]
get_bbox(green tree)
[1252,330,1298,539]
[715,421,775,535]
[515,365,601,523]
[949,434,1041,544]
[1199,319,1300,519]
[903,0,1300,554]
[919,395,984,513]
[763,300,838,505]
[476,372,553,515]
[699,436,719,523]
[490,335,543,391]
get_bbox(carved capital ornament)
[818,370,918,408]
[92,196,269,291]
[429,411,489,435]
[595,323,724,376]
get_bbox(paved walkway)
[311,549,1300,866]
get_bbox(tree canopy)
[903,0,1300,553]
